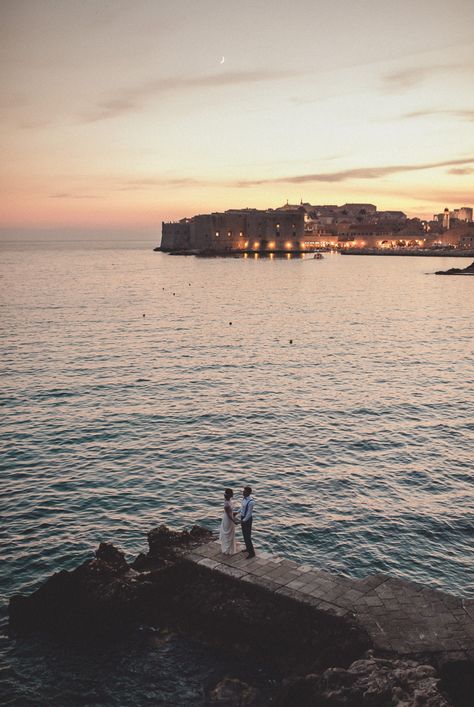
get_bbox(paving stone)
[183,551,205,563]
[197,557,220,570]
[297,564,314,573]
[357,574,389,592]
[340,589,365,603]
[285,579,308,591]
[315,600,349,616]
[279,559,299,570]
[276,586,305,601]
[214,564,247,580]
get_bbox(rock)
[95,542,129,573]
[208,678,259,706]
[275,651,452,706]
[147,524,213,559]
[435,260,474,275]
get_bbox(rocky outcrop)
[435,260,474,275]
[9,525,212,635]
[274,652,452,706]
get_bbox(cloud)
[115,177,211,191]
[448,167,474,175]
[402,108,474,122]
[234,157,474,186]
[381,62,474,92]
[49,193,101,199]
[83,70,303,122]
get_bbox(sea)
[1,239,473,704]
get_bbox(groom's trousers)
[241,518,255,556]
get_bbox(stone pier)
[183,540,474,660]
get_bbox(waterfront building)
[160,202,471,253]
[452,207,473,222]
[161,208,305,252]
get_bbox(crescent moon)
[220,56,225,64]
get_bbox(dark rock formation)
[274,652,451,706]
[435,260,474,275]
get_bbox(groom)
[240,486,255,559]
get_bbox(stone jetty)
[184,539,474,659]
[9,526,474,706]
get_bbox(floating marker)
[289,339,293,344]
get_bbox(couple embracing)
[219,486,255,559]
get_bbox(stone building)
[161,208,305,252]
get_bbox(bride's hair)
[224,488,233,498]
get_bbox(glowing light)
[269,252,274,259]
[285,241,292,249]
[244,241,248,248]
[268,241,275,249]
[215,231,220,237]
[253,241,259,249]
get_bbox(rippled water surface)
[1,240,473,702]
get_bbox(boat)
[313,253,324,259]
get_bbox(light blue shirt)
[241,496,254,523]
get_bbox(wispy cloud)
[448,167,474,175]
[83,70,303,122]
[234,157,474,186]
[49,193,102,199]
[381,62,474,92]
[402,108,474,122]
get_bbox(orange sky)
[1,0,473,237]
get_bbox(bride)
[219,488,238,554]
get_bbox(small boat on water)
[314,253,324,259]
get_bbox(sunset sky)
[1,0,473,237]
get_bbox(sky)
[1,0,473,238]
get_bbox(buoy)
[143,314,146,317]
[173,293,176,296]
[229,322,232,326]
[289,339,293,344]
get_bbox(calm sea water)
[1,240,473,703]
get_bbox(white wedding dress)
[219,500,237,554]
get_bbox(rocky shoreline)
[435,260,474,275]
[9,526,473,706]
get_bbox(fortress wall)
[161,209,305,252]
